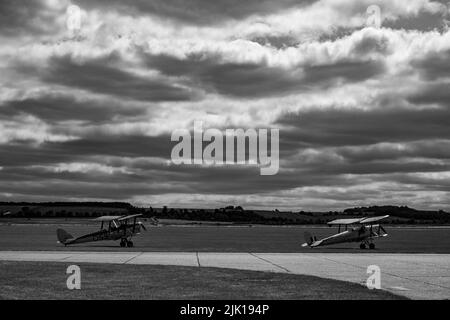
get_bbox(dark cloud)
[0,177,185,199]
[351,34,391,56]
[16,54,198,102]
[54,134,173,158]
[277,106,450,148]
[170,167,338,194]
[305,157,450,176]
[0,134,172,167]
[301,59,385,85]
[1,133,449,202]
[144,53,385,97]
[0,159,346,197]
[389,173,450,192]
[144,53,302,97]
[249,35,301,49]
[413,49,450,80]
[336,140,450,163]
[0,94,146,123]
[384,9,448,32]
[0,0,62,37]
[318,27,356,42]
[73,0,313,25]
[407,83,450,106]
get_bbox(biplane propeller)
[302,215,389,249]
[57,214,157,247]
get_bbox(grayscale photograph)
[0,0,449,307]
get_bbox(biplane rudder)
[57,228,74,245]
[302,231,315,247]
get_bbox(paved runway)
[1,251,449,300]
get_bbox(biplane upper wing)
[359,215,389,224]
[93,214,143,222]
[92,215,123,222]
[327,215,390,225]
[117,214,143,221]
[327,218,362,225]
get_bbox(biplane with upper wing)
[302,215,389,249]
[56,214,158,247]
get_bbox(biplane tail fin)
[57,228,74,244]
[302,231,315,247]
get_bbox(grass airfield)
[0,261,403,300]
[0,220,449,253]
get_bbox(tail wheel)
[369,243,375,250]
[360,243,366,249]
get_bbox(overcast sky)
[1,0,449,211]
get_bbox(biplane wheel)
[369,243,375,250]
[127,241,134,248]
[360,243,366,249]
[120,239,126,247]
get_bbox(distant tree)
[21,207,30,220]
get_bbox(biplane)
[302,215,389,249]
[56,214,158,247]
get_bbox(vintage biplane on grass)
[57,214,158,247]
[302,215,389,249]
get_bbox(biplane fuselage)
[60,223,143,245]
[302,215,389,249]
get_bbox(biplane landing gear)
[369,243,375,250]
[120,239,134,247]
[360,243,366,249]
